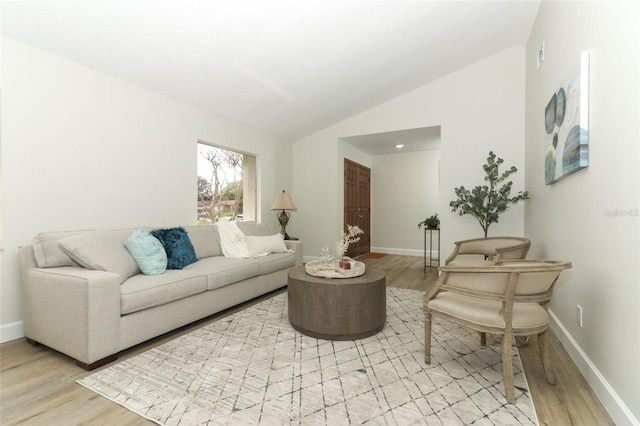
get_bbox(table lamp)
[270,190,297,240]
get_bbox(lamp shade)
[271,190,297,211]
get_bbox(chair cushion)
[427,291,549,332]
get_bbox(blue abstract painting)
[544,51,589,185]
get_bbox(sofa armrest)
[20,257,122,366]
[285,240,304,266]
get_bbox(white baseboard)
[549,310,639,426]
[304,249,435,264]
[0,321,24,344]
[371,247,437,259]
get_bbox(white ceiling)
[342,126,441,156]
[1,0,540,143]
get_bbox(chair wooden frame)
[445,236,531,265]
[423,259,571,404]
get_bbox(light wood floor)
[0,255,613,425]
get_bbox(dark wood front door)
[344,159,371,258]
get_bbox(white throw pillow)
[243,234,288,257]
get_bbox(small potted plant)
[418,213,440,230]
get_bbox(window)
[197,142,256,224]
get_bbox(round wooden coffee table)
[287,265,386,340]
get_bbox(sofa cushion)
[124,229,167,275]
[184,257,260,290]
[235,221,271,237]
[32,230,92,267]
[184,225,222,259]
[150,227,198,269]
[57,230,140,283]
[120,270,208,315]
[242,234,288,257]
[253,252,296,275]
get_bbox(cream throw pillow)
[32,230,92,267]
[243,233,288,257]
[58,230,140,283]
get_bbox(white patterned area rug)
[77,288,538,425]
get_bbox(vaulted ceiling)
[1,1,540,142]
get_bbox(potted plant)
[418,213,440,230]
[450,151,529,237]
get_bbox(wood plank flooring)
[0,255,613,425]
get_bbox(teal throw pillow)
[150,227,197,269]
[124,229,167,275]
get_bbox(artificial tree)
[450,151,529,237]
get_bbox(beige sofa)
[18,222,302,370]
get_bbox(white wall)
[371,149,440,256]
[293,47,526,260]
[0,38,291,340]
[525,2,639,424]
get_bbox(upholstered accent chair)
[423,259,572,404]
[445,236,531,265]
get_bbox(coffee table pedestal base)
[287,266,386,340]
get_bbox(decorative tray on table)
[304,257,366,279]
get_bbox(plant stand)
[423,227,440,272]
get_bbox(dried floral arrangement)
[335,225,364,257]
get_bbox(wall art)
[544,51,589,184]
